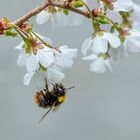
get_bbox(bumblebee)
[34,79,74,123]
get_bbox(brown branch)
[51,1,90,18]
[13,1,90,26]
[14,1,49,26]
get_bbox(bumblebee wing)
[39,101,56,123]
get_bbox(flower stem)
[31,31,53,49]
[13,1,90,27]
[82,1,97,31]
[101,15,121,32]
[9,23,29,38]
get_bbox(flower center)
[30,39,44,54]
[98,53,109,60]
[0,18,9,34]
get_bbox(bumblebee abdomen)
[34,92,49,108]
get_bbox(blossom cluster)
[15,32,77,86]
[35,0,140,75]
[1,0,140,88]
[81,0,140,73]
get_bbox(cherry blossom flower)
[81,32,121,73]
[100,0,133,12]
[15,34,77,85]
[83,53,112,73]
[53,45,77,69]
[36,1,87,27]
[122,30,140,52]
[113,0,133,12]
[109,46,128,61]
[81,32,121,56]
[99,0,133,24]
[131,2,140,30]
[36,7,56,25]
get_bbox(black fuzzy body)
[35,83,66,109]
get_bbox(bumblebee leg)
[39,101,57,124]
[44,78,48,91]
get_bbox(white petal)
[54,46,77,69]
[133,2,140,21]
[36,10,51,25]
[81,37,93,56]
[129,31,140,39]
[126,32,140,52]
[54,11,83,27]
[36,33,54,46]
[55,55,74,69]
[26,55,39,72]
[15,41,24,50]
[105,59,112,72]
[33,71,46,90]
[132,22,140,31]
[90,58,106,73]
[113,0,133,12]
[23,72,35,86]
[83,53,97,60]
[38,51,54,68]
[59,45,78,58]
[47,66,65,83]
[109,46,128,61]
[92,36,108,54]
[103,33,121,48]
[17,52,29,67]
[126,38,140,52]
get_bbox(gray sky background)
[0,0,140,140]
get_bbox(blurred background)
[0,0,140,140]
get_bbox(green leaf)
[71,0,85,8]
[97,17,110,24]
[58,8,62,12]
[4,30,17,37]
[63,9,69,15]
[2,17,9,22]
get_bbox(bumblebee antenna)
[39,101,57,124]
[65,86,75,91]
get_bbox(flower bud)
[71,0,85,8]
[19,22,32,33]
[0,17,9,35]
[92,8,103,17]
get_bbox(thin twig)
[14,1,49,26]
[13,1,90,26]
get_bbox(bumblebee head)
[52,83,66,96]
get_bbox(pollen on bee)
[58,96,66,103]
